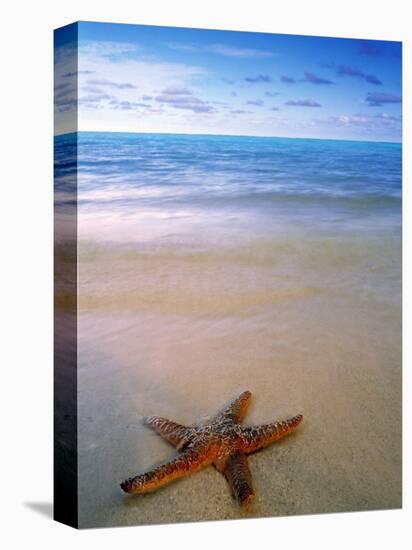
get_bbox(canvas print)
[54,21,402,529]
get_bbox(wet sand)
[75,227,402,528]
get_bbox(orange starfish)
[120,391,303,504]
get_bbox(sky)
[55,21,402,141]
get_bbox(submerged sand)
[73,227,402,528]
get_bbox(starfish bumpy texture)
[120,391,303,504]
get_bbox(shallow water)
[55,132,401,527]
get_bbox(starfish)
[120,391,303,504]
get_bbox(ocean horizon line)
[54,130,402,146]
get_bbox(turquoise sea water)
[76,132,401,198]
[55,132,401,243]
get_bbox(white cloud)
[207,44,273,58]
[54,44,77,134]
[167,42,273,58]
[316,113,401,127]
[75,43,306,137]
[78,40,142,58]
[77,40,211,131]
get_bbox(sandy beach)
[75,228,401,527]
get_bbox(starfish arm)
[213,390,252,424]
[143,416,193,449]
[241,414,303,453]
[222,452,255,505]
[120,447,212,494]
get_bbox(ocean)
[74,132,401,240]
[55,132,402,527]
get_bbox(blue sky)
[55,21,402,141]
